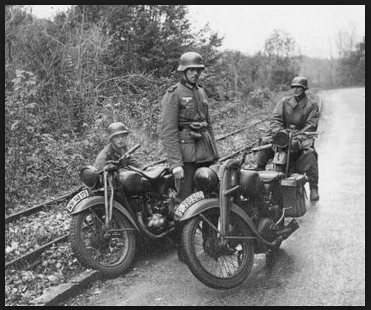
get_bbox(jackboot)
[310,186,319,201]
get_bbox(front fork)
[219,164,241,244]
[103,169,114,231]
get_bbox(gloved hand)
[118,156,130,167]
[172,166,184,180]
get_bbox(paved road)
[65,88,365,306]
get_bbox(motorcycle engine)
[148,213,166,229]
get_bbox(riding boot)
[176,244,187,264]
[171,226,187,264]
[310,185,319,201]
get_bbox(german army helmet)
[291,76,309,90]
[177,52,205,71]
[107,122,129,139]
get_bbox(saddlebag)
[280,173,306,217]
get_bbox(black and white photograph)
[5,5,365,306]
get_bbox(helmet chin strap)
[180,71,196,86]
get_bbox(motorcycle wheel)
[70,204,136,277]
[181,209,255,289]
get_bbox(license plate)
[66,190,89,212]
[175,191,205,218]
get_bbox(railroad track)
[5,187,82,270]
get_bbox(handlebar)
[104,143,141,171]
[251,144,273,152]
[298,131,318,137]
[125,143,141,157]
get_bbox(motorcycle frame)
[178,159,284,251]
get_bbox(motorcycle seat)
[137,166,169,180]
[257,171,285,184]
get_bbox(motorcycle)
[66,144,177,277]
[174,129,317,289]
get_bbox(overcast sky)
[31,5,365,59]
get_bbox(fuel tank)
[119,170,149,196]
[239,169,262,198]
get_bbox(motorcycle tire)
[70,204,136,278]
[181,208,255,290]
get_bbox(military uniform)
[94,143,144,171]
[160,80,219,202]
[257,93,320,188]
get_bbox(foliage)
[72,5,220,77]
[262,29,301,91]
[4,5,365,214]
[337,37,365,87]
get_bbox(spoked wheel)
[70,204,136,277]
[181,208,255,289]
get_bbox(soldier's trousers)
[173,161,214,205]
[256,136,319,188]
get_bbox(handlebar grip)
[251,144,272,152]
[301,132,318,136]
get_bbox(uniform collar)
[110,142,126,155]
[294,92,306,102]
[289,94,308,109]
[180,78,198,90]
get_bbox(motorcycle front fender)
[70,195,140,232]
[178,198,278,247]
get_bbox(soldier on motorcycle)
[94,122,144,171]
[256,76,320,201]
[159,52,220,208]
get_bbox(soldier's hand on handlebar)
[118,156,130,167]
[104,160,118,171]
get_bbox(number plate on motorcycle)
[66,190,89,212]
[175,191,205,218]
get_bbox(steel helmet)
[177,52,205,71]
[291,76,309,90]
[107,122,129,140]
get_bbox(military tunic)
[159,81,219,171]
[257,94,319,187]
[159,80,219,203]
[94,143,144,171]
[270,94,319,133]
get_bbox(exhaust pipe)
[276,219,299,239]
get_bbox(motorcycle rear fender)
[70,195,140,231]
[178,198,258,233]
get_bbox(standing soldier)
[159,51,220,210]
[256,76,320,201]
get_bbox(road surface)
[64,87,365,306]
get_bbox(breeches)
[256,137,319,187]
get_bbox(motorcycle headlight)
[273,130,290,148]
[194,167,218,196]
[80,165,100,188]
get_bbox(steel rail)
[5,234,70,270]
[5,187,82,224]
